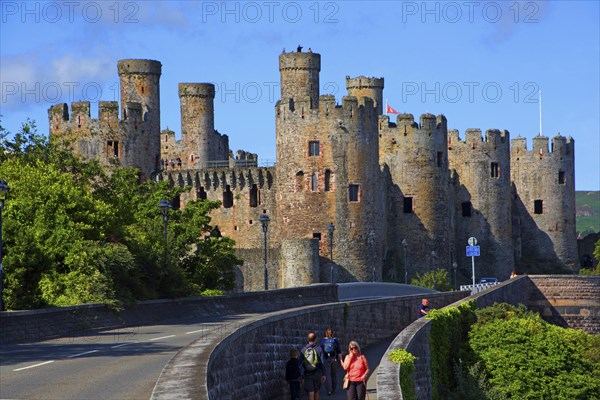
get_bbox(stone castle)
[48,48,578,291]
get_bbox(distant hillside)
[576,191,600,237]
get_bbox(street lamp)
[327,223,335,284]
[0,179,10,311]
[259,213,270,291]
[431,251,437,290]
[158,199,172,268]
[452,261,458,291]
[402,239,408,284]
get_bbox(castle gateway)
[49,49,578,291]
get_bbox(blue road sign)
[466,245,480,257]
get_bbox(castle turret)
[279,49,321,109]
[448,128,513,278]
[346,76,384,115]
[117,59,162,178]
[511,134,577,270]
[178,83,215,169]
[379,113,451,280]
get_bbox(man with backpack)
[320,327,342,395]
[300,332,326,400]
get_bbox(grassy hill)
[576,191,600,236]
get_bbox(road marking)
[68,350,99,358]
[149,335,175,341]
[185,329,205,335]
[111,343,131,349]
[14,360,55,371]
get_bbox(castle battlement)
[48,100,134,133]
[178,83,215,98]
[156,166,274,192]
[511,134,575,157]
[448,128,510,149]
[117,59,162,76]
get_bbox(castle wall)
[346,76,384,115]
[279,50,320,109]
[379,113,451,280]
[280,238,320,287]
[448,128,514,279]
[511,135,578,270]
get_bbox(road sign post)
[467,237,479,294]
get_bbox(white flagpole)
[385,98,388,114]
[539,90,542,136]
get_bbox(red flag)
[386,104,399,115]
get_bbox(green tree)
[412,268,452,291]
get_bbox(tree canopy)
[0,120,241,310]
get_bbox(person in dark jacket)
[285,348,302,400]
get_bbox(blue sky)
[1,1,599,190]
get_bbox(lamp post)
[402,239,408,284]
[431,251,437,290]
[158,199,172,268]
[327,223,335,284]
[452,261,458,291]
[259,214,270,291]
[0,179,10,311]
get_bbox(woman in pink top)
[342,340,370,400]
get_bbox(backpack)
[323,338,335,355]
[303,346,319,371]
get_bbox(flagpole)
[385,98,388,115]
[539,90,542,136]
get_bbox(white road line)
[67,350,99,358]
[149,335,175,341]
[185,329,205,335]
[111,343,131,349]
[14,360,55,371]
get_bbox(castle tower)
[178,83,215,169]
[346,76,384,115]
[448,128,514,279]
[511,134,577,270]
[279,49,321,109]
[379,113,451,280]
[275,49,384,283]
[117,59,162,178]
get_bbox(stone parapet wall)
[0,285,336,345]
[529,275,600,334]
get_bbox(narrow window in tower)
[308,141,320,156]
[249,184,258,207]
[462,201,472,217]
[295,171,304,192]
[223,185,233,208]
[534,199,543,214]
[437,152,443,167]
[491,162,499,178]
[324,169,331,191]
[197,186,207,200]
[311,173,317,192]
[349,184,360,202]
[558,171,566,184]
[177,158,182,168]
[78,116,81,128]
[141,86,144,94]
[173,195,181,210]
[403,197,413,213]
[313,232,321,240]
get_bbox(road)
[0,314,256,400]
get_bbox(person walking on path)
[286,348,303,400]
[300,332,327,400]
[320,327,342,395]
[342,340,369,400]
[417,298,430,318]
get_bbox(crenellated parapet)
[345,75,384,115]
[511,134,574,160]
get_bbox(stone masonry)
[49,48,578,291]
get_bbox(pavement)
[316,339,393,400]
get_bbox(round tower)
[117,59,162,178]
[178,83,215,169]
[346,76,384,115]
[279,49,321,109]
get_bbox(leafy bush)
[412,268,453,291]
[388,349,417,400]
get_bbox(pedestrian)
[342,340,370,400]
[286,348,302,400]
[320,327,342,395]
[417,298,430,318]
[300,332,326,400]
[510,270,518,279]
